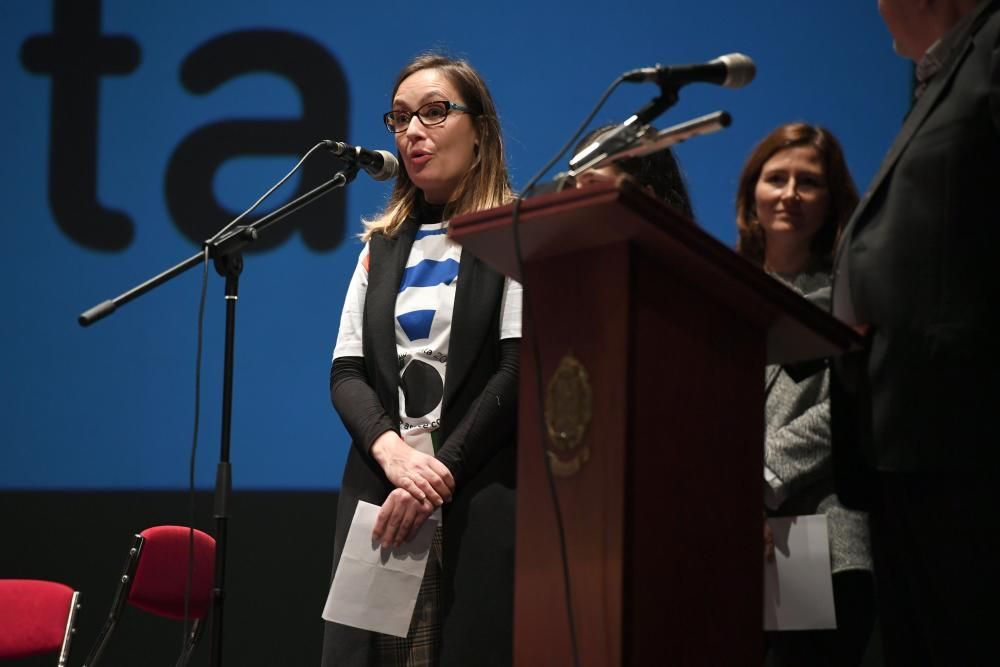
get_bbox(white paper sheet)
[322,500,440,637]
[763,514,837,631]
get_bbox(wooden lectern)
[450,181,859,666]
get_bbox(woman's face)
[754,145,830,256]
[392,68,479,204]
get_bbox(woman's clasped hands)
[370,431,455,549]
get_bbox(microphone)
[569,111,731,176]
[323,140,399,181]
[569,122,644,172]
[623,53,756,89]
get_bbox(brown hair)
[363,53,512,240]
[735,123,858,268]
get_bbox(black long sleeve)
[435,338,520,488]
[329,356,395,455]
[331,338,520,488]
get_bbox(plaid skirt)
[373,527,443,666]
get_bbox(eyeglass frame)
[383,100,474,134]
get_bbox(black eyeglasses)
[383,100,473,133]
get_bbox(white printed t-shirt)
[333,220,522,455]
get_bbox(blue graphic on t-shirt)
[398,258,459,292]
[397,309,435,342]
[414,227,448,241]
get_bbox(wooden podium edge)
[450,181,862,364]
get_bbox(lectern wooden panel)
[450,182,859,666]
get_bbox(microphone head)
[323,140,350,156]
[370,150,399,181]
[714,53,756,88]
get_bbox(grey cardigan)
[764,270,872,574]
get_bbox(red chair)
[82,525,215,667]
[0,579,81,665]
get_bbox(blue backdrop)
[2,0,909,490]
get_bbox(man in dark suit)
[831,0,1000,664]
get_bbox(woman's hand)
[372,488,435,549]
[370,431,455,506]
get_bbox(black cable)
[206,141,329,245]
[510,74,624,667]
[520,76,624,196]
[183,247,209,652]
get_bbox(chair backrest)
[82,525,216,667]
[130,525,215,620]
[0,579,80,665]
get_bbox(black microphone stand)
[568,83,681,175]
[79,162,361,667]
[631,83,679,127]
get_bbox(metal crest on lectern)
[544,353,592,477]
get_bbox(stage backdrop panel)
[1,0,909,490]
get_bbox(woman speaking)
[322,54,520,666]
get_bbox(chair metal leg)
[57,590,81,667]
[81,535,145,667]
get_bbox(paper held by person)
[763,514,837,631]
[322,500,440,637]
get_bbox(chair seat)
[0,579,78,660]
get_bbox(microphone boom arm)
[78,164,358,327]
